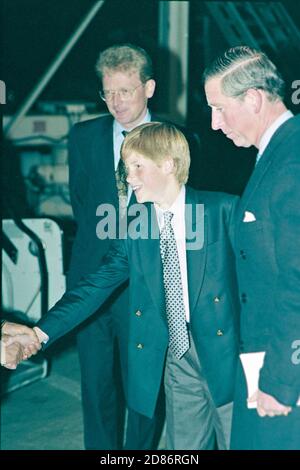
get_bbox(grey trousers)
[164,332,232,450]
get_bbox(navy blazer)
[38,187,240,418]
[234,114,300,406]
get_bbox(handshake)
[0,321,43,370]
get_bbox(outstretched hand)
[1,322,42,368]
[1,335,25,369]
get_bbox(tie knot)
[122,130,128,137]
[163,211,173,226]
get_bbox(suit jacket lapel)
[137,202,166,319]
[237,117,295,224]
[94,117,118,203]
[185,187,206,316]
[237,146,273,223]
[136,189,207,321]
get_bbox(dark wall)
[187,1,300,195]
[2,0,159,114]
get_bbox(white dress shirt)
[154,186,191,323]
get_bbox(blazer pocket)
[239,220,263,233]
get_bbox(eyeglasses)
[99,83,145,102]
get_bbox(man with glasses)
[67,43,201,450]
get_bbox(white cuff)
[33,327,49,344]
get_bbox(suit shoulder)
[187,189,239,224]
[275,114,300,144]
[189,187,239,207]
[269,114,300,166]
[70,114,113,138]
[156,117,201,143]
[287,114,300,144]
[291,113,300,128]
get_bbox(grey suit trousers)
[164,331,232,450]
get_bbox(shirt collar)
[258,110,293,156]
[155,185,185,229]
[113,109,151,137]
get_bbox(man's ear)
[163,157,175,175]
[145,79,156,98]
[245,88,263,113]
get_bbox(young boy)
[10,122,240,450]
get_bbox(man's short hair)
[203,45,285,102]
[95,43,153,83]
[121,122,190,185]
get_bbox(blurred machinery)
[2,218,66,394]
[3,102,99,219]
[2,218,65,322]
[1,102,99,393]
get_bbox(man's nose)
[211,109,222,131]
[111,91,123,105]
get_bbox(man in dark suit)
[204,45,300,450]
[67,43,201,449]
[16,122,240,449]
